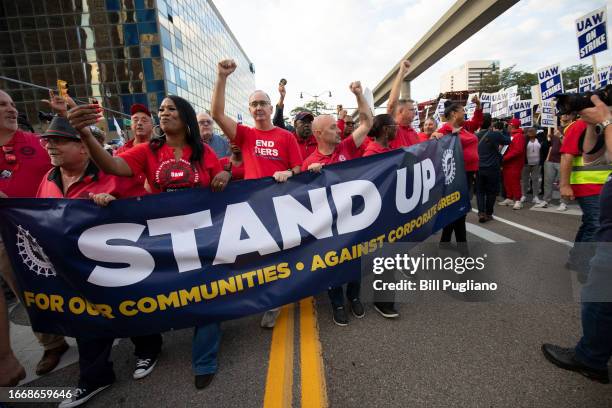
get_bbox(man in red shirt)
[559,117,611,276]
[0,89,70,379]
[386,60,423,149]
[37,116,163,405]
[114,104,153,195]
[302,81,372,326]
[212,59,302,183]
[211,59,302,327]
[302,82,370,171]
[114,104,153,155]
[293,111,317,159]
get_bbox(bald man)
[301,81,373,326]
[211,60,303,328]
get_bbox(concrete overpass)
[372,0,519,107]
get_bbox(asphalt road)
[7,197,612,408]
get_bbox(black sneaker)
[133,356,158,380]
[195,373,215,389]
[332,306,349,326]
[541,344,610,384]
[350,299,365,318]
[374,302,399,318]
[58,385,111,408]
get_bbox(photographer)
[542,94,612,384]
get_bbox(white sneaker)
[533,201,548,208]
[557,203,567,212]
[532,196,541,204]
[513,201,523,210]
[520,196,527,203]
[498,198,513,206]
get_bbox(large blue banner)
[0,136,468,338]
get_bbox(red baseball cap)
[508,118,521,127]
[130,103,151,116]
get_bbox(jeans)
[568,195,601,272]
[575,180,612,369]
[328,281,361,307]
[476,167,500,215]
[575,302,612,370]
[192,322,221,375]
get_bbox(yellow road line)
[263,304,294,408]
[299,297,328,408]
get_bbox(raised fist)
[349,81,363,95]
[218,59,237,77]
[399,59,411,75]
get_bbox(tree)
[477,65,537,99]
[562,64,592,90]
[290,99,330,117]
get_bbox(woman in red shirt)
[435,100,479,253]
[362,114,397,157]
[65,96,229,404]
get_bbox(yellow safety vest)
[570,155,612,185]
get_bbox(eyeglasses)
[249,100,271,108]
[40,137,76,147]
[384,124,400,128]
[198,120,213,126]
[2,145,16,164]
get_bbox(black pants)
[440,171,474,243]
[476,166,501,215]
[76,334,162,389]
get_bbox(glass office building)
[0,0,256,131]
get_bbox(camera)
[556,84,612,115]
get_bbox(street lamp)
[299,91,332,116]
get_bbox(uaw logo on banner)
[0,136,469,338]
[538,64,564,100]
[576,6,608,59]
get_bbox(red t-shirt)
[234,124,303,179]
[36,161,138,199]
[417,132,431,142]
[301,137,360,171]
[119,142,222,193]
[0,130,52,198]
[363,141,392,157]
[390,125,422,149]
[114,139,135,156]
[559,119,601,197]
[219,157,245,180]
[436,123,479,172]
[295,134,318,160]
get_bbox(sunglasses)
[2,145,16,164]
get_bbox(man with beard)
[271,83,317,158]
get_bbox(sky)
[214,0,612,115]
